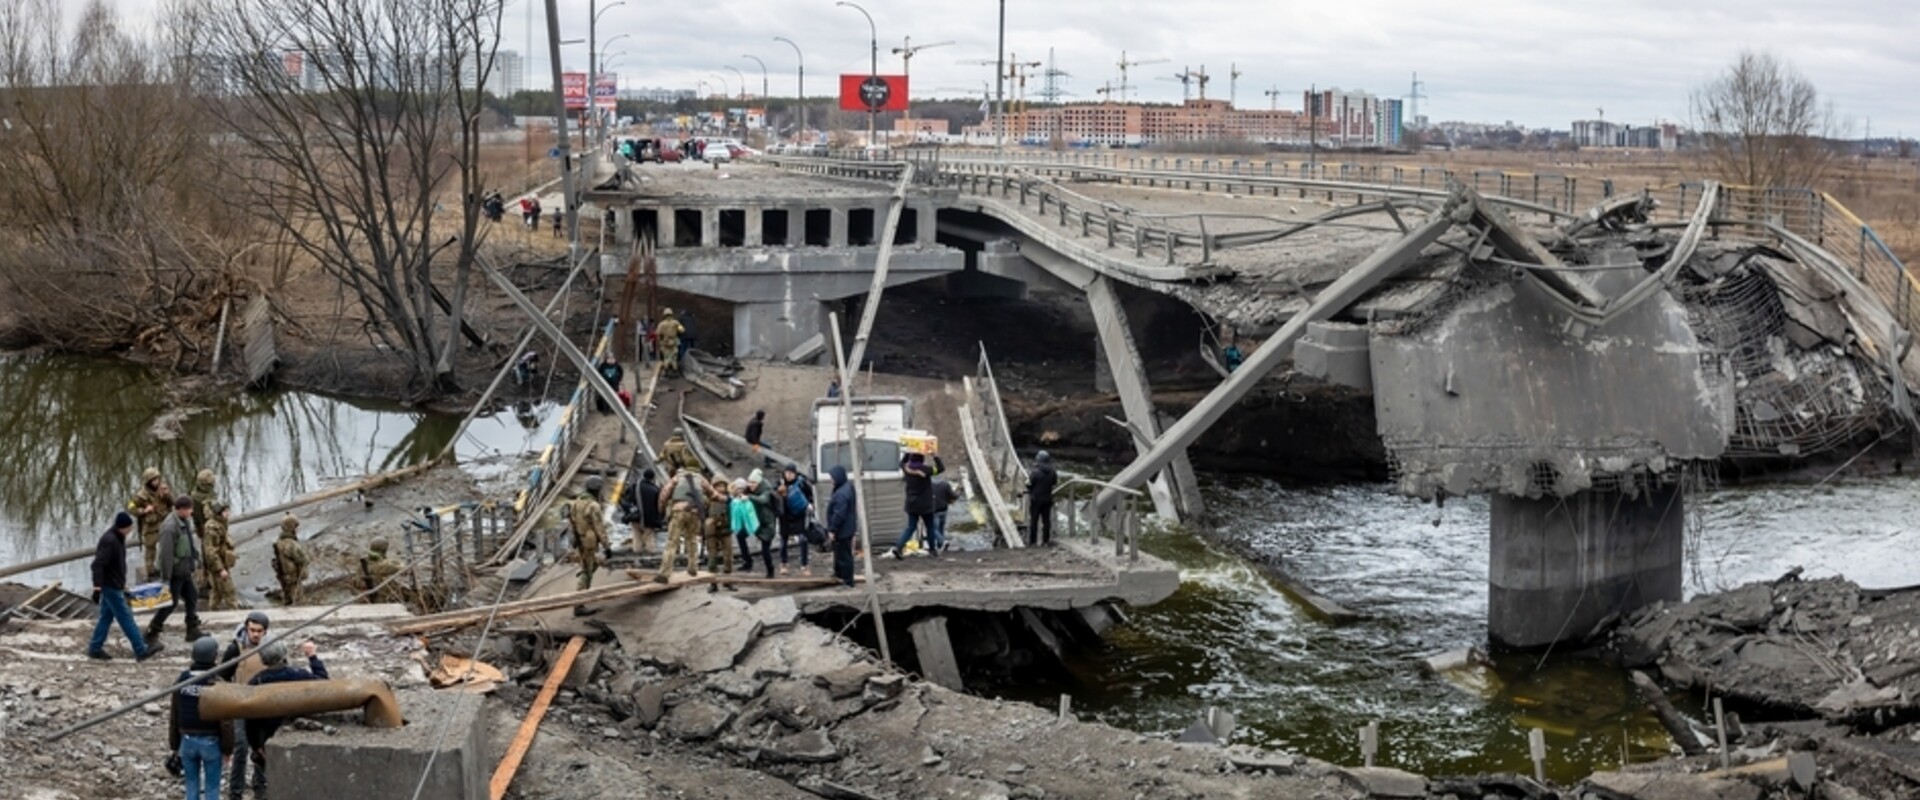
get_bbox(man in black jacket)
[620,469,662,555]
[170,636,233,799]
[244,639,329,795]
[87,511,163,661]
[825,466,857,587]
[777,463,814,572]
[888,452,945,558]
[930,476,959,554]
[1026,451,1059,546]
[744,409,766,454]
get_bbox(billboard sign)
[838,74,908,112]
[593,73,617,110]
[562,72,588,110]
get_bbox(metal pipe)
[200,677,404,729]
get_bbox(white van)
[812,396,911,539]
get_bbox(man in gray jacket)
[147,495,204,643]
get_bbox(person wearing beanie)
[747,468,778,578]
[87,511,164,661]
[218,611,271,798]
[1025,450,1059,546]
[169,636,232,800]
[243,638,328,794]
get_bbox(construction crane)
[1229,63,1243,108]
[1188,65,1211,101]
[1158,68,1193,102]
[891,36,954,128]
[1094,81,1117,103]
[1263,84,1283,111]
[1116,50,1168,103]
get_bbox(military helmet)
[280,513,299,534]
[140,466,162,484]
[662,307,675,317]
[211,501,230,515]
[369,538,389,555]
[195,468,215,487]
[583,476,604,496]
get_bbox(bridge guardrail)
[514,318,619,515]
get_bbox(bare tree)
[179,0,505,397]
[0,0,231,356]
[1690,50,1843,190]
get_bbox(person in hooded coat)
[825,466,857,587]
[1026,451,1059,546]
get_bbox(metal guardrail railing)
[513,319,620,515]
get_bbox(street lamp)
[724,65,746,101]
[588,1,627,147]
[835,0,877,145]
[742,54,768,101]
[773,36,806,139]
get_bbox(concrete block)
[271,690,485,800]
[564,642,603,690]
[1294,322,1373,391]
[1488,485,1684,649]
[908,616,964,691]
[1341,766,1429,798]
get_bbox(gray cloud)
[115,0,1920,134]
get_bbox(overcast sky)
[118,0,1920,134]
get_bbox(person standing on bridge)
[887,452,945,559]
[620,469,661,556]
[594,352,624,414]
[748,469,779,578]
[778,463,814,574]
[272,515,308,606]
[654,467,708,583]
[202,502,237,612]
[567,477,611,616]
[655,310,685,376]
[826,466,857,588]
[1026,451,1059,546]
[745,409,766,455]
[169,636,233,800]
[931,476,958,555]
[149,496,205,645]
[701,477,735,591]
[129,467,174,580]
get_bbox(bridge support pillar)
[917,203,938,246]
[829,206,849,248]
[1488,484,1685,650]
[744,205,763,247]
[657,207,676,250]
[733,299,827,363]
[1087,276,1200,523]
[701,206,720,248]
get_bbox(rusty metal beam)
[200,677,403,729]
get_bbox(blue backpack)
[785,479,809,516]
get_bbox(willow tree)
[178,0,505,396]
[1690,50,1841,190]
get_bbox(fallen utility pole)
[842,163,915,374]
[830,312,892,663]
[681,413,808,471]
[489,635,585,800]
[1090,207,1457,517]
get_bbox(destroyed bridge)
[588,150,1920,649]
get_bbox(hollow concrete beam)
[1087,275,1192,522]
[200,677,404,729]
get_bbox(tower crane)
[1188,65,1211,101]
[891,36,954,127]
[1116,50,1168,103]
[1158,68,1193,102]
[1229,63,1243,107]
[1263,84,1282,111]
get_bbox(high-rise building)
[460,50,525,97]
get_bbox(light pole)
[743,54,769,139]
[773,36,805,139]
[835,0,877,145]
[588,0,627,148]
[725,65,746,102]
[995,0,1005,150]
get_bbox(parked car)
[705,143,732,164]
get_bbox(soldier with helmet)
[128,466,174,579]
[202,501,238,610]
[272,515,308,606]
[654,308,685,375]
[361,538,405,605]
[567,477,611,616]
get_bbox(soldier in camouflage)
[202,501,238,611]
[272,515,308,606]
[361,539,404,605]
[129,467,173,580]
[567,477,610,616]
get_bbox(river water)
[992,476,1920,781]
[0,354,556,588]
[6,354,1918,782]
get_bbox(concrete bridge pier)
[734,299,828,363]
[1487,484,1685,650]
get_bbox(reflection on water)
[0,354,557,585]
[997,476,1920,781]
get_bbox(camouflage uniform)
[362,539,404,604]
[660,433,703,475]
[202,502,238,610]
[272,514,309,606]
[654,311,685,375]
[567,479,609,592]
[128,467,173,580]
[654,470,707,582]
[701,483,735,577]
[188,469,217,536]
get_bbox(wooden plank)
[958,401,1024,548]
[489,635,585,800]
[389,571,716,636]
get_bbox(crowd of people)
[165,610,328,799]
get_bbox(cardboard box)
[899,430,939,456]
[128,582,172,610]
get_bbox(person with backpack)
[825,466,857,587]
[653,467,708,583]
[748,469,779,578]
[727,479,763,577]
[169,637,234,800]
[777,463,815,574]
[931,476,959,554]
[744,409,765,454]
[620,469,662,555]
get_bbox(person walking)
[149,496,204,644]
[888,452,945,559]
[744,409,765,455]
[653,467,707,583]
[217,611,272,798]
[551,205,564,238]
[1026,450,1059,546]
[567,477,610,616]
[748,469,779,578]
[202,502,238,611]
[825,466,857,588]
[272,515,308,606]
[169,637,234,800]
[728,479,769,578]
[87,511,164,661]
[700,479,734,592]
[777,463,814,574]
[594,353,624,414]
[931,475,959,554]
[189,469,218,536]
[620,469,662,555]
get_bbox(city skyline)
[110,0,1920,135]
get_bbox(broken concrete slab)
[908,616,964,691]
[272,690,485,800]
[664,698,734,742]
[765,729,841,763]
[815,664,881,700]
[1584,771,1763,800]
[563,643,603,691]
[635,683,665,729]
[1340,766,1427,799]
[1221,745,1297,773]
[600,588,762,673]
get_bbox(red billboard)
[838,74,908,112]
[562,72,588,110]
